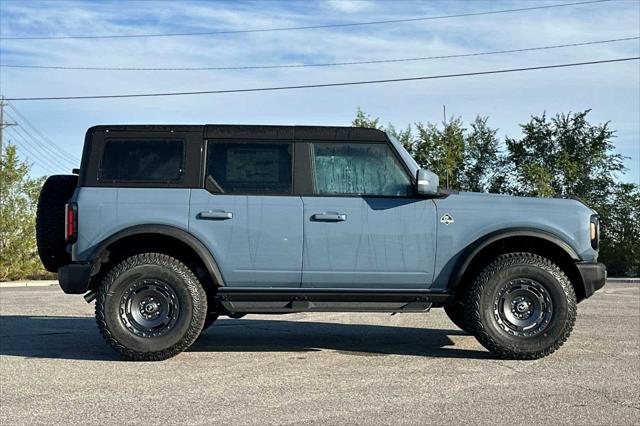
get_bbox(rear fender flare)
[89,224,225,286]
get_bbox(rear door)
[189,139,303,288]
[300,141,437,289]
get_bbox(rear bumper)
[576,261,607,299]
[58,263,92,294]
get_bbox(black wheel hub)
[120,279,180,338]
[493,278,553,337]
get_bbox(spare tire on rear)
[36,174,78,272]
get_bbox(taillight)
[65,202,78,243]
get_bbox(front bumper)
[576,261,607,299]
[58,263,92,294]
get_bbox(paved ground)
[0,282,638,425]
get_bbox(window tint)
[100,139,184,183]
[206,142,292,194]
[312,143,412,196]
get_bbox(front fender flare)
[449,228,580,290]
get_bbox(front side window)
[100,139,184,183]
[206,142,293,194]
[311,143,412,196]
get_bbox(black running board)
[215,289,453,314]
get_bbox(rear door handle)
[311,212,347,222]
[197,210,233,220]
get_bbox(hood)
[453,191,597,214]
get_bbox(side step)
[215,289,452,314]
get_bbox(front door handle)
[197,210,233,220]
[311,212,347,222]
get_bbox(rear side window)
[206,141,292,194]
[100,139,184,183]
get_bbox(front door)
[189,140,302,288]
[301,142,437,289]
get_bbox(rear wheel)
[36,174,78,272]
[95,253,207,361]
[465,252,577,360]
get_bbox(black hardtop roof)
[87,124,388,142]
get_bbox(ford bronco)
[36,125,606,360]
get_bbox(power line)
[2,36,637,71]
[0,0,611,40]
[4,127,63,174]
[7,125,69,173]
[4,110,79,167]
[4,114,78,169]
[5,57,638,102]
[6,103,81,162]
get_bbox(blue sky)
[1,0,639,184]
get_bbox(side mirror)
[416,169,439,195]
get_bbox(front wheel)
[465,252,577,360]
[95,253,207,361]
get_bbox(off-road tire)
[95,253,207,361]
[465,252,577,360]
[35,174,78,272]
[444,301,471,333]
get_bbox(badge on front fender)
[440,213,454,225]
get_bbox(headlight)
[590,215,599,250]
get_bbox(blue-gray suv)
[35,125,606,360]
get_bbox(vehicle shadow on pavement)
[192,319,491,359]
[0,315,491,361]
[0,315,120,361]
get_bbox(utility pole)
[0,96,17,160]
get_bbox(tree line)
[353,108,639,277]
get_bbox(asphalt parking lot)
[0,282,638,425]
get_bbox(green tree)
[0,145,48,281]
[505,110,624,202]
[352,108,382,129]
[598,183,640,277]
[461,116,501,193]
[412,117,466,190]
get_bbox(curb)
[607,278,640,284]
[0,280,58,288]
